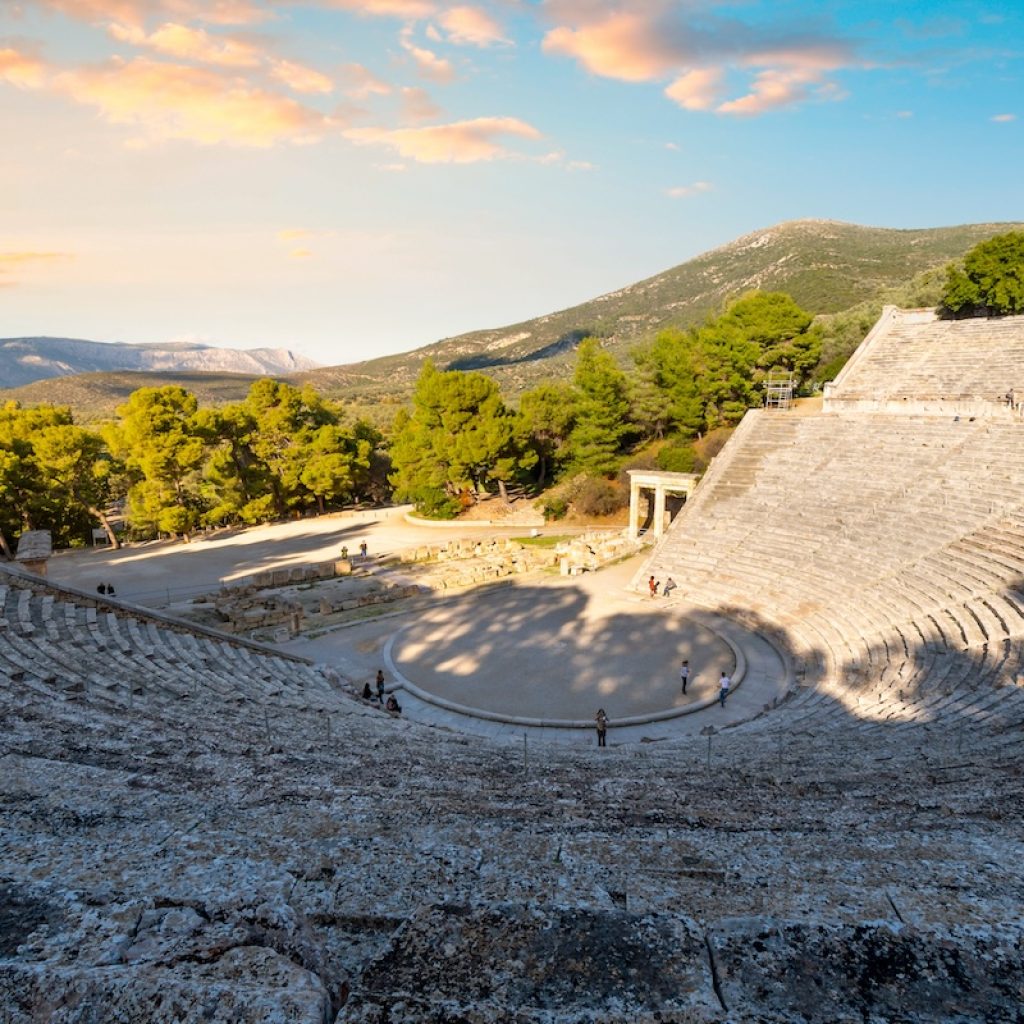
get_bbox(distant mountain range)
[0,337,319,390]
[3,219,1022,418]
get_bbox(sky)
[1,0,1022,368]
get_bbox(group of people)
[362,668,401,714]
[647,575,677,598]
[593,661,733,746]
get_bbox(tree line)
[0,290,826,548]
[0,379,386,554]
[13,230,1019,553]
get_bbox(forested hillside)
[3,219,1020,419]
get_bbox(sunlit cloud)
[717,63,841,116]
[37,0,269,28]
[401,31,456,83]
[400,85,441,122]
[666,181,712,198]
[346,116,542,163]
[288,247,313,259]
[991,113,1016,122]
[541,3,859,116]
[317,0,437,17]
[54,57,328,146]
[439,6,508,47]
[0,250,72,286]
[665,67,723,111]
[108,22,264,67]
[341,62,392,99]
[542,10,681,83]
[0,47,48,89]
[270,58,333,94]
[277,228,314,242]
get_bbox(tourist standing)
[376,669,385,704]
[648,576,659,598]
[718,672,731,708]
[595,708,608,747]
[680,659,690,695]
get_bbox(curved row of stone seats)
[827,307,1024,408]
[641,407,1024,727]
[0,569,348,719]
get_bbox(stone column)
[628,478,641,540]
[653,485,667,538]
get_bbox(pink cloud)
[108,22,264,67]
[0,47,48,89]
[270,58,334,94]
[991,113,1016,122]
[346,116,541,163]
[664,67,723,111]
[317,0,437,17]
[542,3,859,115]
[400,85,442,122]
[341,62,392,99]
[401,33,456,83]
[439,6,508,47]
[53,57,328,146]
[542,10,682,83]
[37,0,269,27]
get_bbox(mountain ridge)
[0,336,319,390]
[3,219,1022,417]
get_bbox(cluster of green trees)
[0,380,384,553]
[391,290,822,515]
[941,231,1024,317]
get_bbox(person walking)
[595,708,608,748]
[375,669,385,704]
[718,671,731,708]
[648,576,659,598]
[680,659,690,695]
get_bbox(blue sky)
[1,0,1021,366]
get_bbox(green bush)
[413,487,461,520]
[541,496,569,521]
[657,443,699,473]
[572,477,626,517]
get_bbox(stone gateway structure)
[1,309,1024,1021]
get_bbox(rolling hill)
[3,219,1021,418]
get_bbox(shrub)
[413,488,461,520]
[572,476,626,517]
[656,443,699,473]
[541,496,569,521]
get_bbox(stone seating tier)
[827,307,1024,408]
[641,408,1024,707]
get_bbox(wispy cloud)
[0,250,72,285]
[108,22,264,67]
[53,57,328,146]
[439,6,508,47]
[346,116,541,163]
[318,0,437,18]
[401,31,456,83]
[991,112,1016,122]
[0,47,48,89]
[400,85,441,122]
[270,58,333,95]
[341,62,392,99]
[665,67,723,111]
[37,0,270,28]
[666,181,712,198]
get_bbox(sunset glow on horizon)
[2,0,1022,366]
